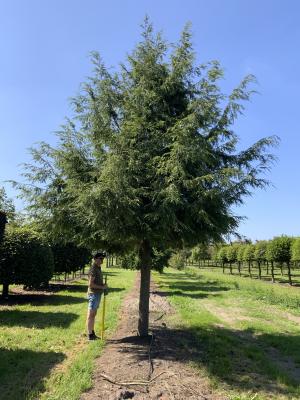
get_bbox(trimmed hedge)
[0,227,54,296]
[51,242,91,275]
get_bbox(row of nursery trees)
[188,236,300,285]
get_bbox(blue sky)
[0,0,299,241]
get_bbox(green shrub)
[151,247,172,273]
[119,247,171,272]
[168,251,185,270]
[0,227,54,294]
[192,243,210,263]
[51,242,91,274]
[119,252,139,270]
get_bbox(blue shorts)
[87,293,102,311]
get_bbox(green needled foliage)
[15,20,278,335]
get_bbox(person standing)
[86,252,107,340]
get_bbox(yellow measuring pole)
[100,274,107,340]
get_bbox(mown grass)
[0,267,136,400]
[154,267,300,400]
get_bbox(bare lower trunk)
[258,262,262,280]
[138,239,152,337]
[280,263,283,276]
[248,261,252,278]
[287,262,292,286]
[2,283,9,299]
[0,211,7,243]
[271,261,275,283]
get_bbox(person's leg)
[86,293,101,339]
[87,309,97,335]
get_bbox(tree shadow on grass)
[63,285,125,294]
[146,326,300,398]
[118,324,300,398]
[152,290,216,300]
[0,310,78,328]
[155,272,230,299]
[0,293,86,306]
[162,270,230,287]
[1,286,125,306]
[0,348,65,400]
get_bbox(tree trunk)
[229,262,232,275]
[0,211,7,244]
[2,283,9,299]
[258,262,262,280]
[238,262,241,276]
[271,261,275,283]
[287,262,292,286]
[138,239,152,337]
[248,261,252,278]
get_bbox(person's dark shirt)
[88,263,103,294]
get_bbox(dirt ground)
[81,274,226,400]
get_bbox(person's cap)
[93,252,106,259]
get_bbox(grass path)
[153,267,300,400]
[0,267,136,400]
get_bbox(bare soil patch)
[201,302,252,326]
[81,274,226,400]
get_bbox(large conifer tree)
[17,20,277,336]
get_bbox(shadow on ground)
[0,293,85,306]
[0,286,124,305]
[113,324,300,398]
[0,309,78,328]
[0,348,65,400]
[154,271,231,300]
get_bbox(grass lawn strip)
[153,268,300,400]
[0,268,136,400]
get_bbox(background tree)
[192,243,210,266]
[51,242,91,278]
[16,20,278,336]
[0,187,15,243]
[226,244,238,274]
[236,243,246,276]
[267,236,293,285]
[217,246,228,273]
[254,240,268,279]
[291,237,300,267]
[168,250,186,270]
[243,243,255,278]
